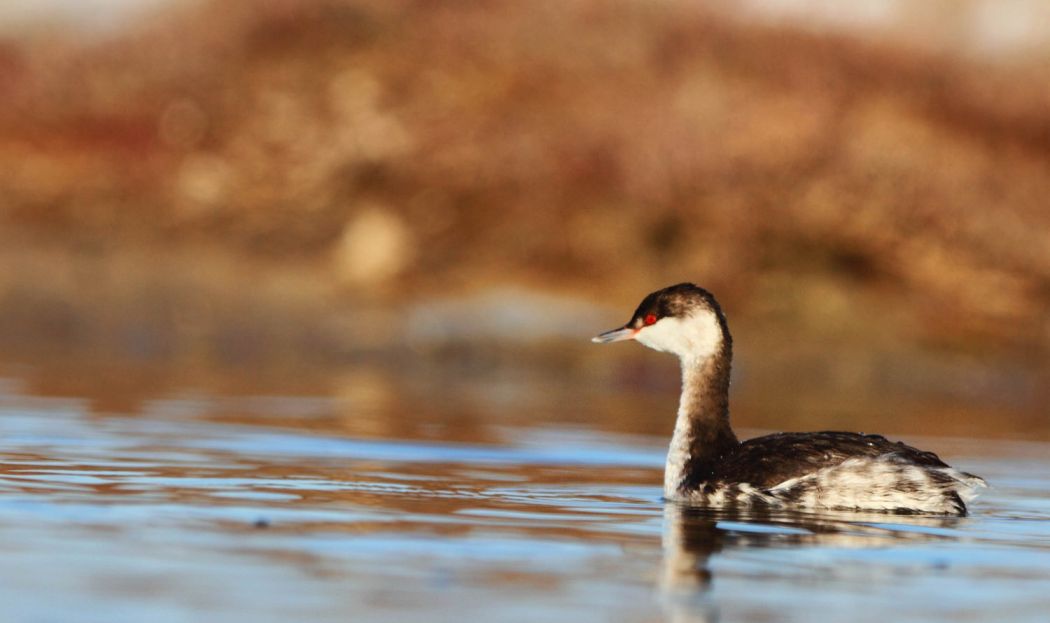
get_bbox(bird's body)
[593,283,985,515]
[674,431,983,514]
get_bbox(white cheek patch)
[635,312,722,360]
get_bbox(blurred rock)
[176,153,231,210]
[332,205,414,288]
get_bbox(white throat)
[634,310,728,497]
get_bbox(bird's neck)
[664,341,738,497]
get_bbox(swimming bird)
[593,283,985,515]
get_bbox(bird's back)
[678,431,985,515]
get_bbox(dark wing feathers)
[712,431,951,489]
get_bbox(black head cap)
[626,283,727,330]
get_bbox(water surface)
[0,362,1048,622]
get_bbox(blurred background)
[0,0,1048,440]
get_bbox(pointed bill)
[591,326,637,344]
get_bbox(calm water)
[1,362,1048,623]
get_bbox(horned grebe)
[593,283,985,515]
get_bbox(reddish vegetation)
[0,0,1049,360]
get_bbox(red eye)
[644,313,657,326]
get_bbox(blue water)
[0,367,1048,622]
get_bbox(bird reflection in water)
[659,503,964,622]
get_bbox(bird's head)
[592,283,730,361]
